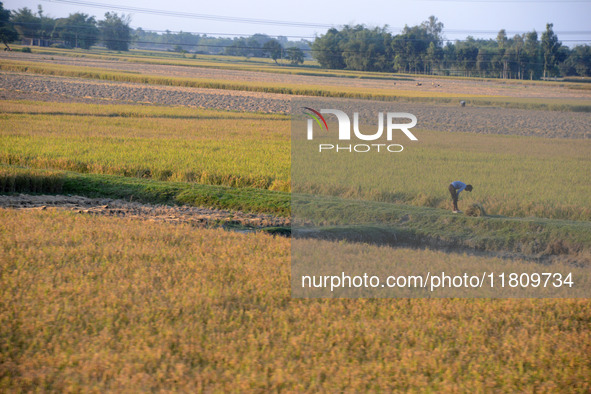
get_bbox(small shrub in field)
[466,203,486,217]
[545,239,570,255]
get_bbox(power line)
[12,21,591,42]
[415,0,590,2]
[12,22,317,40]
[13,25,588,46]
[42,0,334,29]
[443,29,591,35]
[40,0,591,35]
[15,25,591,38]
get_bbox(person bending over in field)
[448,181,473,213]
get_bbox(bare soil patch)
[1,71,590,138]
[0,72,289,113]
[5,51,591,100]
[0,194,289,230]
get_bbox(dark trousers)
[448,184,459,210]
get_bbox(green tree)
[225,38,248,57]
[559,46,577,76]
[524,30,541,80]
[511,34,525,79]
[36,6,55,41]
[262,39,283,63]
[341,25,391,72]
[456,39,479,77]
[0,2,17,50]
[285,46,304,65]
[54,13,98,49]
[10,7,39,42]
[476,47,491,77]
[311,28,346,69]
[442,42,457,75]
[247,34,269,57]
[225,37,262,58]
[392,25,430,73]
[98,12,131,51]
[391,17,442,74]
[496,29,507,49]
[425,41,443,74]
[565,45,591,77]
[421,15,444,46]
[541,23,561,78]
[495,29,509,78]
[173,44,186,54]
[491,47,505,78]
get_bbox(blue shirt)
[451,181,467,194]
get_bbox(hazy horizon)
[3,0,591,45]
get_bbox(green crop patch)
[2,100,590,221]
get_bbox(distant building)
[20,37,63,47]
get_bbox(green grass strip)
[293,194,591,256]
[2,166,590,255]
[0,167,289,216]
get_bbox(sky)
[4,0,591,45]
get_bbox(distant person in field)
[449,181,473,213]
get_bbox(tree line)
[0,4,132,51]
[1,3,588,78]
[0,2,307,64]
[133,29,308,64]
[311,16,590,79]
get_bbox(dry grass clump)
[1,209,590,391]
[465,203,487,217]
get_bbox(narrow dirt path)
[0,194,289,230]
